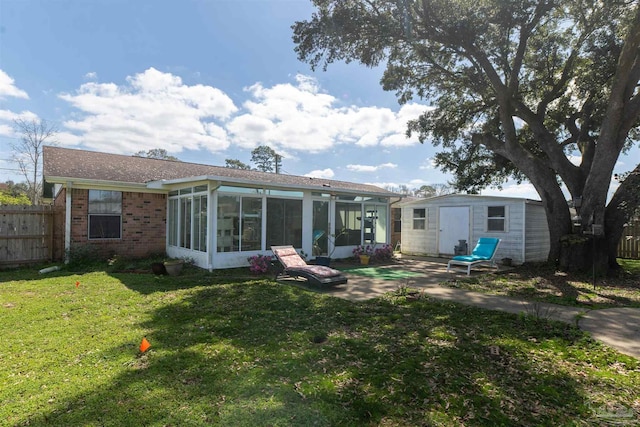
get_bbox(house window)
[168,186,208,252]
[364,204,387,244]
[217,195,239,252]
[88,190,122,239]
[413,208,426,230]
[216,194,262,252]
[487,206,506,231]
[266,198,302,248]
[241,197,262,251]
[193,194,207,252]
[335,202,362,246]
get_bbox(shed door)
[438,206,470,255]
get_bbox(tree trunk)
[559,234,609,276]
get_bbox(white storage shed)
[400,194,550,265]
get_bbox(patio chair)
[271,245,348,286]
[446,237,501,276]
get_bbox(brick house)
[44,146,399,269]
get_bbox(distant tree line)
[385,183,453,198]
[225,146,283,173]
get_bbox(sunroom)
[160,179,394,270]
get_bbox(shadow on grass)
[16,277,617,426]
[457,262,640,309]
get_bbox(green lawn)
[1,263,639,426]
[445,259,640,309]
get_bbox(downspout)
[65,182,72,263]
[522,200,527,264]
[389,196,404,250]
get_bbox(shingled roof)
[43,146,397,196]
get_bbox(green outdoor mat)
[342,267,424,280]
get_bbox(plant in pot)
[353,244,374,265]
[163,258,185,276]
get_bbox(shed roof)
[43,146,397,197]
[397,193,542,206]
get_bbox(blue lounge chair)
[447,237,501,276]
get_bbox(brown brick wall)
[67,189,167,259]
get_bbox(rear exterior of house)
[44,146,398,269]
[400,194,550,265]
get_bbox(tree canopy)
[293,0,640,270]
[224,159,252,170]
[133,148,180,161]
[251,146,283,173]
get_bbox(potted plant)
[163,258,184,276]
[151,262,167,275]
[353,244,374,265]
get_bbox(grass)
[1,260,639,426]
[445,259,640,309]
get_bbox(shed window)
[487,206,506,231]
[88,190,122,239]
[413,208,426,230]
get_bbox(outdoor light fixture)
[572,214,582,228]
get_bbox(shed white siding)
[400,195,549,265]
[524,202,550,262]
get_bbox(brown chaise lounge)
[271,245,348,286]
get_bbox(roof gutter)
[45,176,164,193]
[146,175,397,198]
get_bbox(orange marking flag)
[139,338,151,353]
[75,281,80,288]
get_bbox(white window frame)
[168,186,208,252]
[486,205,508,232]
[413,208,426,230]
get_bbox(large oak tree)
[293,0,640,272]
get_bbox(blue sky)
[1,0,637,200]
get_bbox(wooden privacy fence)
[618,220,640,259]
[0,205,64,266]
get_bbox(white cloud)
[0,109,39,137]
[57,69,432,158]
[228,75,429,153]
[304,168,335,179]
[480,182,541,200]
[347,163,397,172]
[408,178,430,186]
[0,124,13,137]
[59,67,238,155]
[419,157,437,170]
[0,70,29,99]
[84,72,98,80]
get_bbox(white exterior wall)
[401,195,549,265]
[524,202,550,262]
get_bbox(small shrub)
[373,244,393,262]
[247,254,273,274]
[66,244,105,269]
